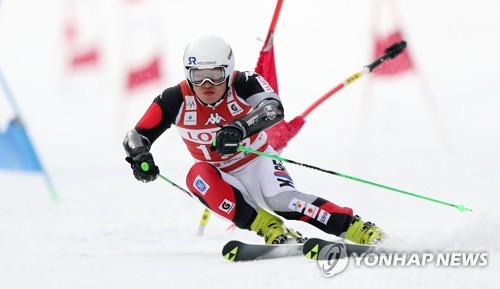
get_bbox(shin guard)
[274,196,353,236]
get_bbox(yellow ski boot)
[345,215,385,245]
[250,208,305,244]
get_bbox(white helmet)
[183,35,235,86]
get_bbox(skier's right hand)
[125,147,159,183]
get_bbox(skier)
[123,34,384,245]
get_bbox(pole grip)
[366,40,407,72]
[141,162,150,172]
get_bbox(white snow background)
[1,0,499,288]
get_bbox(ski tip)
[302,238,324,260]
[222,240,242,262]
[304,244,319,260]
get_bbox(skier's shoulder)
[233,70,265,86]
[158,83,183,102]
[150,83,186,122]
[233,71,276,100]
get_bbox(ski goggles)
[188,67,226,86]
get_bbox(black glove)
[213,120,247,156]
[125,147,159,183]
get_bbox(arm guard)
[123,129,152,157]
[231,98,284,138]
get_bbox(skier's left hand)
[125,147,159,183]
[213,122,245,156]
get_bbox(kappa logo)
[219,199,235,214]
[193,176,210,195]
[204,113,226,125]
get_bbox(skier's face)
[192,80,227,105]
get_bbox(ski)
[222,240,303,262]
[302,238,386,260]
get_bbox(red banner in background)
[122,0,164,92]
[64,13,100,69]
[126,56,162,91]
[71,49,100,67]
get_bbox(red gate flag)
[255,0,305,152]
[255,34,279,93]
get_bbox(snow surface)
[1,0,499,288]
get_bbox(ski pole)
[197,208,211,236]
[140,162,213,235]
[237,146,472,212]
[140,162,194,198]
[301,40,407,119]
